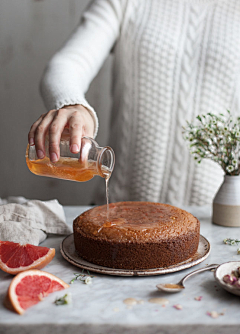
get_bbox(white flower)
[212,137,217,143]
[236,131,240,137]
[84,276,92,285]
[65,293,72,304]
[207,139,212,145]
[232,159,237,165]
[226,165,234,173]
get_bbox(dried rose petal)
[231,270,239,279]
[207,311,219,319]
[194,296,202,301]
[173,304,182,310]
[233,279,240,289]
[223,274,231,284]
[223,274,237,285]
[234,268,240,278]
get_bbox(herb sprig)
[223,238,240,246]
[223,238,240,255]
[70,269,94,284]
[54,293,72,306]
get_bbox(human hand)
[28,105,94,162]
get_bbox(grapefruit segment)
[0,241,55,275]
[7,269,69,314]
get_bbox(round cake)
[73,202,200,270]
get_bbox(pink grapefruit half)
[6,269,69,314]
[0,241,55,275]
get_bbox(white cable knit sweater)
[40,0,240,206]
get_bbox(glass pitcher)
[26,135,115,182]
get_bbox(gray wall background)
[0,0,112,205]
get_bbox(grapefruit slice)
[7,269,69,314]
[0,241,55,275]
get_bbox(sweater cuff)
[53,98,99,139]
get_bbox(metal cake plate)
[60,234,210,277]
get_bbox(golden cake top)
[73,202,199,242]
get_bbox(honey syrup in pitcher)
[26,156,112,182]
[26,135,114,181]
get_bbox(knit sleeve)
[40,0,126,138]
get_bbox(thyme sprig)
[70,269,94,284]
[183,110,240,175]
[223,238,240,255]
[223,238,240,246]
[54,293,72,306]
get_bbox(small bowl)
[214,261,240,296]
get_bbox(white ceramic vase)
[212,175,240,227]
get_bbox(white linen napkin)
[0,197,72,245]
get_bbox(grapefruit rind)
[0,242,55,275]
[7,269,69,315]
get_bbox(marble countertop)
[0,205,240,334]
